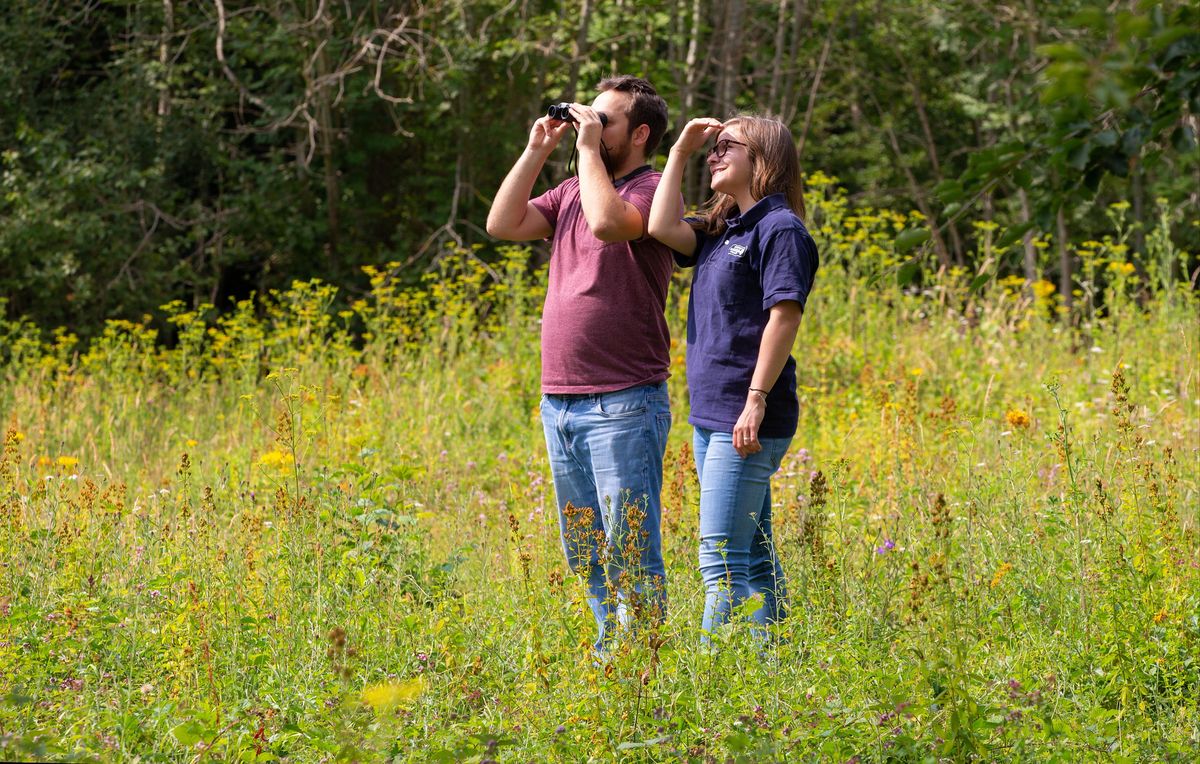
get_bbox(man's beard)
[600,138,631,174]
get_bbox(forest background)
[2,2,1199,761]
[2,0,1198,334]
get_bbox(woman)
[648,115,818,637]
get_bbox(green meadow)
[2,182,1197,762]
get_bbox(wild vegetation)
[2,179,1196,761]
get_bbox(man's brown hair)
[597,75,669,157]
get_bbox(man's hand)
[732,393,766,457]
[671,118,723,157]
[528,115,572,155]
[569,103,605,151]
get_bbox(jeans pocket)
[598,388,648,418]
[656,412,673,438]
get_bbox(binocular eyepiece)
[547,102,608,126]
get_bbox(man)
[486,76,675,651]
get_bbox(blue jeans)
[694,426,791,636]
[540,382,671,649]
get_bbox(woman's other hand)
[732,392,766,457]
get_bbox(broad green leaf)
[998,222,1036,248]
[895,228,931,253]
[1069,8,1107,30]
[1036,43,1086,62]
[896,259,922,286]
[1068,142,1093,170]
[934,180,963,203]
[171,720,209,747]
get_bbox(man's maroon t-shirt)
[530,169,675,394]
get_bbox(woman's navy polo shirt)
[677,193,819,438]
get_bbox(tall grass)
[1,184,1197,762]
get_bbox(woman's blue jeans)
[540,382,671,649]
[693,426,791,636]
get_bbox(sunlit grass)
[1,189,1197,761]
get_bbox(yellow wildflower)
[1153,608,1168,624]
[362,677,426,711]
[1005,409,1031,430]
[990,562,1014,588]
[259,450,294,471]
[56,456,80,469]
[1032,280,1056,299]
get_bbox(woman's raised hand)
[671,118,724,157]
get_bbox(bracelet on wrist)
[749,388,768,404]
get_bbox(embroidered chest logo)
[727,244,748,258]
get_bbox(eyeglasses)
[707,138,746,159]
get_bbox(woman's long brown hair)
[691,114,806,237]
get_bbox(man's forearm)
[487,148,550,237]
[576,147,637,242]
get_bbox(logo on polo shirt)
[728,244,747,258]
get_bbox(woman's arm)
[732,300,803,457]
[647,118,723,256]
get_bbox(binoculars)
[547,103,608,126]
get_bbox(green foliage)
[3,0,1198,335]
[932,0,1200,262]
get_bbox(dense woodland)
[2,0,1197,334]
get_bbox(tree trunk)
[314,12,339,259]
[779,0,809,123]
[795,33,831,159]
[880,113,951,268]
[609,0,625,75]
[680,0,706,206]
[767,0,788,113]
[1130,156,1145,257]
[1017,187,1038,286]
[714,0,745,119]
[158,0,173,120]
[906,66,964,265]
[1057,204,1072,313]
[564,0,592,102]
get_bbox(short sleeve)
[619,176,657,240]
[760,224,819,312]
[674,218,707,268]
[530,181,567,235]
